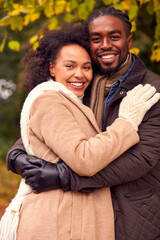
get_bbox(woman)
[1,24,159,240]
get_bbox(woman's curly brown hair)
[22,21,90,92]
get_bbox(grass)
[0,160,21,218]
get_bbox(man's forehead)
[89,15,124,33]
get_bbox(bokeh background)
[0,0,160,217]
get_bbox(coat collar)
[120,55,147,91]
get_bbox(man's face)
[89,15,132,74]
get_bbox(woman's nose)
[74,68,83,79]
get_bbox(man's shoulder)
[143,69,160,91]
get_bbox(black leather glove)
[7,148,38,175]
[21,158,60,193]
[8,149,71,193]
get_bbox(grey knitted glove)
[119,84,160,131]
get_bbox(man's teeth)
[101,55,115,59]
[71,83,84,86]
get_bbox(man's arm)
[6,138,26,173]
[69,102,160,192]
[7,97,160,193]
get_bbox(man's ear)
[127,34,132,50]
[49,62,55,77]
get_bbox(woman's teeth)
[70,83,84,86]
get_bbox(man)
[7,7,160,240]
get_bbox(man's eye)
[84,66,92,70]
[91,37,101,43]
[111,35,120,40]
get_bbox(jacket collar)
[120,55,147,91]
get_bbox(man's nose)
[101,38,112,50]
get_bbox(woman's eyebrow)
[63,60,76,63]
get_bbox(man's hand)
[8,149,70,193]
[22,158,61,193]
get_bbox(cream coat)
[18,81,139,240]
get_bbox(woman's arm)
[29,92,139,176]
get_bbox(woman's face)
[49,44,93,97]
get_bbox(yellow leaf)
[24,12,40,26]
[0,38,6,53]
[54,0,66,15]
[32,41,39,50]
[8,3,25,16]
[43,0,54,17]
[139,0,150,6]
[23,0,36,6]
[102,0,113,5]
[48,17,59,30]
[130,47,140,55]
[10,16,23,31]
[150,48,160,62]
[38,0,47,5]
[8,40,20,52]
[29,35,38,45]
[121,0,131,11]
[131,20,136,32]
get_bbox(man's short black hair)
[88,7,132,37]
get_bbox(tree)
[0,0,160,62]
[0,0,159,160]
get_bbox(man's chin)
[98,64,120,75]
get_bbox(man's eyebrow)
[90,32,101,36]
[109,30,121,34]
[90,30,122,36]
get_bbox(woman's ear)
[49,62,55,77]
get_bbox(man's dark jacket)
[67,55,160,240]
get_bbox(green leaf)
[128,5,138,20]
[69,0,78,11]
[8,40,20,51]
[86,0,95,12]
[0,15,11,26]
[146,1,154,15]
[64,13,76,22]
[102,0,113,5]
[78,3,89,19]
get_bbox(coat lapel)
[59,90,101,134]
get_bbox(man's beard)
[97,62,120,75]
[95,51,124,75]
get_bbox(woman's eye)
[66,65,74,68]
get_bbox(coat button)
[120,91,124,95]
[125,194,131,198]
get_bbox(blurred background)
[0,0,160,217]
